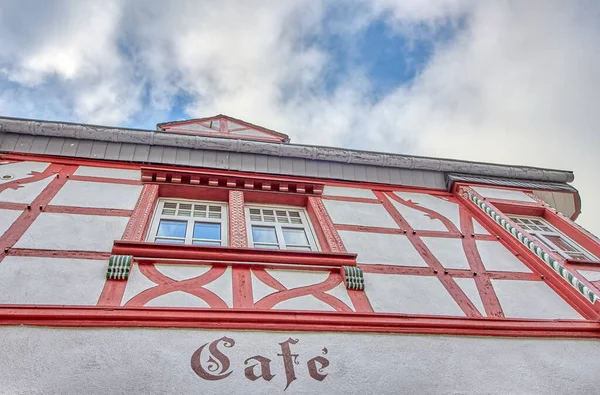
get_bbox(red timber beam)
[455,184,600,320]
[0,306,598,338]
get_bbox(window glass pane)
[193,222,221,241]
[157,220,187,238]
[155,238,185,244]
[252,226,278,243]
[545,235,578,253]
[282,228,309,246]
[192,240,221,246]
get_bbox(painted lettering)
[191,336,329,391]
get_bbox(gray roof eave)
[0,116,575,183]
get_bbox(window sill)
[112,240,357,268]
[566,259,600,266]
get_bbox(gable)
[157,115,290,143]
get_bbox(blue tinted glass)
[192,240,221,246]
[282,228,309,245]
[157,220,187,238]
[193,222,221,240]
[252,226,278,243]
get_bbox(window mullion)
[275,225,286,249]
[185,218,194,244]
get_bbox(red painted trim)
[112,241,357,268]
[0,202,27,211]
[374,191,483,318]
[0,164,76,264]
[6,248,110,260]
[358,264,540,281]
[455,185,600,319]
[122,184,159,242]
[43,205,132,217]
[97,281,127,307]
[0,306,598,338]
[490,201,546,217]
[334,224,496,240]
[68,175,141,185]
[543,209,600,260]
[159,127,282,143]
[307,196,346,253]
[232,266,253,308]
[228,190,248,248]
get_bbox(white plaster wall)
[50,180,142,210]
[454,278,486,316]
[251,270,279,303]
[266,269,330,289]
[0,209,22,237]
[577,270,600,282]
[472,186,536,202]
[338,230,427,267]
[74,166,140,180]
[14,213,128,252]
[477,240,532,272]
[322,186,376,199]
[322,199,397,228]
[0,256,106,305]
[472,219,490,235]
[394,192,461,230]
[0,176,53,203]
[492,279,583,319]
[421,237,470,270]
[3,327,597,394]
[273,295,336,311]
[0,161,49,184]
[122,264,232,308]
[364,273,465,316]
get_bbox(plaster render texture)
[0,161,49,184]
[394,192,462,229]
[0,256,106,305]
[472,186,537,202]
[145,291,211,308]
[322,199,397,228]
[491,279,583,319]
[338,230,427,266]
[476,240,532,272]
[73,165,140,180]
[251,270,279,303]
[0,176,53,203]
[50,180,142,210]
[0,208,22,237]
[421,237,471,270]
[13,213,128,252]
[364,273,465,316]
[273,294,337,311]
[4,327,596,394]
[121,264,158,305]
[454,277,486,316]
[322,185,376,199]
[578,270,600,282]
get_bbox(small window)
[148,199,228,246]
[509,215,597,261]
[245,206,318,251]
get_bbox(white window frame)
[245,204,320,251]
[508,215,597,261]
[147,198,228,246]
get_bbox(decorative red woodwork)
[0,164,77,265]
[43,206,132,217]
[228,190,248,248]
[157,115,290,143]
[142,166,324,195]
[454,184,600,319]
[0,306,598,338]
[375,191,484,318]
[306,196,346,253]
[121,184,159,242]
[6,248,110,260]
[112,241,357,268]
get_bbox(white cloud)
[0,0,598,234]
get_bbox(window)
[148,199,228,246]
[509,215,596,261]
[245,205,318,251]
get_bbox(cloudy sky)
[1,0,599,234]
